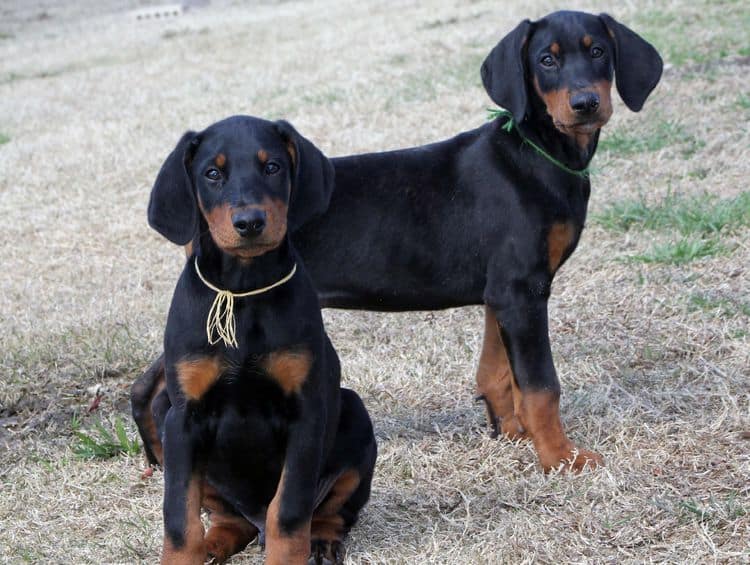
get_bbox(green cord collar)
[487,108,590,179]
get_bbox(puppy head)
[481,11,662,139]
[147,116,334,258]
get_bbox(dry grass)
[1,0,748,563]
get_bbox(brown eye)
[591,46,604,58]
[540,55,556,67]
[205,168,222,181]
[264,162,280,175]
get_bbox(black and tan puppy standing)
[135,11,662,474]
[294,11,662,472]
[145,116,376,564]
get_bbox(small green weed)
[72,415,141,460]
[635,5,750,67]
[0,132,9,145]
[737,93,750,110]
[686,168,709,180]
[599,120,703,158]
[594,192,750,235]
[677,494,747,526]
[629,237,726,265]
[600,120,682,155]
[689,293,750,318]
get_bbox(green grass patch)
[600,192,748,263]
[71,415,140,460]
[599,120,682,155]
[0,132,9,145]
[737,93,750,110]
[634,3,750,67]
[677,494,747,526]
[689,293,750,318]
[594,192,750,236]
[598,120,704,159]
[629,237,726,265]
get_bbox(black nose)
[570,91,600,114]
[232,209,266,237]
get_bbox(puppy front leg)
[491,285,603,473]
[265,408,325,565]
[161,406,206,565]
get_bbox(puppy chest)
[206,405,289,513]
[175,348,313,401]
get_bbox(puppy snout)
[232,209,266,237]
[570,91,600,115]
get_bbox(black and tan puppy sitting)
[146,116,376,565]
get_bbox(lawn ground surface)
[0,0,748,563]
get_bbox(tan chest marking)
[263,349,312,395]
[176,356,223,401]
[547,222,576,273]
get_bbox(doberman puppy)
[295,11,661,472]
[133,11,662,474]
[139,115,377,564]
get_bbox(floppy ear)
[481,19,533,123]
[147,131,200,245]
[275,120,335,231]
[599,14,663,112]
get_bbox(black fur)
[137,116,375,564]
[598,13,663,111]
[481,19,533,122]
[147,131,199,245]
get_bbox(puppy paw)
[309,539,345,565]
[541,445,604,473]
